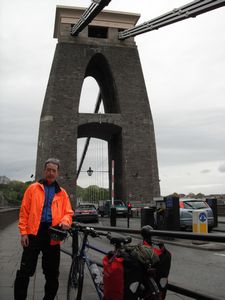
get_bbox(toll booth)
[206,197,218,227]
[154,196,180,230]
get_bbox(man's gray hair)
[44,158,60,169]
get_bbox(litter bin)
[141,207,155,228]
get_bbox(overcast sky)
[0,0,225,196]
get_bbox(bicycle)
[49,223,162,300]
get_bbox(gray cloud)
[154,108,225,168]
[218,163,225,173]
[201,169,211,174]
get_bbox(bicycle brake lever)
[106,232,111,240]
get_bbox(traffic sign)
[199,212,207,222]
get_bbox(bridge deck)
[0,221,98,300]
[1,218,225,300]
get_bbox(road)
[166,243,225,299]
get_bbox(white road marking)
[214,253,225,257]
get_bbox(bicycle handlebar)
[49,223,133,248]
[71,222,110,238]
[49,223,164,251]
[48,225,68,241]
[49,223,110,241]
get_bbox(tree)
[0,180,109,207]
[0,180,29,206]
[77,185,109,204]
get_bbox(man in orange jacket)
[14,158,74,300]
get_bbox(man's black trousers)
[14,223,60,300]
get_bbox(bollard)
[110,207,117,227]
[127,203,132,228]
[141,207,155,228]
[127,215,130,228]
[193,210,208,233]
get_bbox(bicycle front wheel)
[67,256,84,300]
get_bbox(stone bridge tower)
[36,6,160,207]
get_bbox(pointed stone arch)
[85,53,119,113]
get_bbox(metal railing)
[91,225,225,243]
[0,207,20,229]
[167,282,221,300]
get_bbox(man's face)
[44,163,59,184]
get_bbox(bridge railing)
[0,207,19,230]
[91,225,225,243]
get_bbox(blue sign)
[199,212,207,222]
[166,197,173,208]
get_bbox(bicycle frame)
[72,228,107,300]
[50,224,162,300]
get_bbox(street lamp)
[87,167,93,176]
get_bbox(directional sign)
[199,212,207,222]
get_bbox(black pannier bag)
[141,225,172,299]
[143,241,171,299]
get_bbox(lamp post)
[81,166,108,205]
[110,160,116,227]
[87,167,93,176]
[86,167,93,203]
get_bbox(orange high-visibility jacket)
[18,181,74,236]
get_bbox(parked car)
[74,204,99,223]
[98,200,128,217]
[179,198,214,231]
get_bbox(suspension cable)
[118,0,225,40]
[71,0,111,36]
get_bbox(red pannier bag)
[103,251,144,300]
[103,255,124,300]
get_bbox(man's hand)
[21,234,29,247]
[59,223,70,230]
